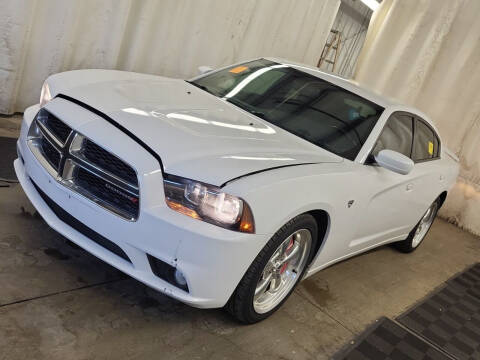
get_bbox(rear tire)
[394,198,440,253]
[226,214,318,324]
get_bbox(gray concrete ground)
[1,116,480,359]
[2,183,480,360]
[0,114,22,138]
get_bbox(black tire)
[394,198,440,253]
[226,214,318,324]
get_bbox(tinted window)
[413,119,438,161]
[372,114,413,157]
[191,59,384,160]
[433,133,440,157]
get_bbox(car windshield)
[189,59,384,160]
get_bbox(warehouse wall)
[0,0,339,114]
[319,0,372,77]
[354,0,480,235]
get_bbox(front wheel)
[226,214,318,323]
[394,199,439,253]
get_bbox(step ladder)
[317,29,342,72]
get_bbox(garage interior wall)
[0,0,340,114]
[354,0,480,235]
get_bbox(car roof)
[265,57,400,107]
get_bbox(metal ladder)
[317,29,342,72]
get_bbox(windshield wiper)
[225,98,267,120]
[187,83,268,120]
[185,81,211,94]
[249,110,267,119]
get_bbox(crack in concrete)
[295,289,354,335]
[0,278,126,309]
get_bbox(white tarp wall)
[354,0,480,235]
[0,0,340,114]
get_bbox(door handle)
[406,183,414,191]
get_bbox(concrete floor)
[1,116,480,359]
[0,114,22,138]
[1,183,479,360]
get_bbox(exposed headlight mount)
[163,174,255,233]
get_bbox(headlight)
[163,175,255,233]
[39,82,52,107]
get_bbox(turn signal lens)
[166,200,200,220]
[239,202,255,233]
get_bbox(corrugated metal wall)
[0,0,340,114]
[355,0,480,236]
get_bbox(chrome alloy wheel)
[253,229,312,314]
[412,202,438,248]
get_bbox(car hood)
[58,75,343,186]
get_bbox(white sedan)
[15,58,459,323]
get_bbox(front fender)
[223,162,355,237]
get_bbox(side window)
[412,119,439,161]
[432,133,440,157]
[372,114,413,157]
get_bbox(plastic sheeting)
[0,0,339,114]
[355,0,480,235]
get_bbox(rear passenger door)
[409,116,443,219]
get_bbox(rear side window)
[372,114,413,157]
[412,119,439,161]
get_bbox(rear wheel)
[226,214,317,323]
[394,199,439,253]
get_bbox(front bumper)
[15,103,267,308]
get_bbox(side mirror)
[374,149,414,175]
[198,66,213,75]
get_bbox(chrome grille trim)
[27,132,60,177]
[36,118,65,148]
[27,109,139,221]
[68,134,139,193]
[60,162,138,221]
[36,110,72,146]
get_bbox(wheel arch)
[306,209,330,265]
[438,191,448,208]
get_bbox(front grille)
[27,108,140,221]
[83,140,137,184]
[37,108,72,144]
[44,115,71,143]
[76,167,139,219]
[32,180,131,263]
[40,138,61,169]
